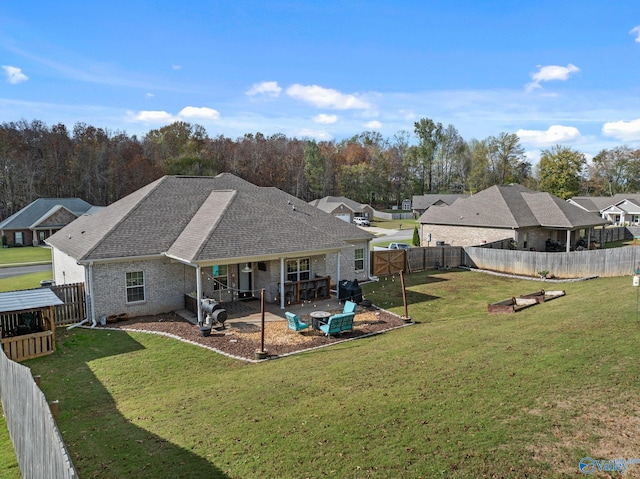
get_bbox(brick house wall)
[421,224,517,247]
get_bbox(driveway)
[365,227,413,244]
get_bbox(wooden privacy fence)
[0,349,77,478]
[1,329,54,362]
[464,245,640,278]
[371,246,465,276]
[1,308,56,362]
[51,283,86,326]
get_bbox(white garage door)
[335,214,351,223]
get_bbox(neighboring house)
[47,174,374,325]
[0,198,94,246]
[600,199,640,226]
[411,194,468,217]
[419,184,608,252]
[568,194,640,226]
[308,196,375,223]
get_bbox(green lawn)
[12,271,639,478]
[371,217,418,230]
[0,246,51,266]
[0,272,52,292]
[0,409,20,479]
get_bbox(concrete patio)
[176,295,352,326]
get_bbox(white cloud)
[178,106,220,120]
[602,118,640,141]
[286,84,372,110]
[2,65,28,84]
[526,64,580,92]
[516,125,582,146]
[130,110,174,123]
[246,81,282,97]
[296,128,333,140]
[172,64,182,70]
[364,120,382,129]
[313,113,338,124]
[630,26,640,42]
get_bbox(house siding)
[91,259,196,319]
[52,248,85,284]
[325,241,370,283]
[79,244,369,319]
[421,224,516,247]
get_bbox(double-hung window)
[286,258,310,282]
[354,248,365,271]
[126,271,145,303]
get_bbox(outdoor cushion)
[285,312,310,332]
[343,300,357,314]
[318,312,355,337]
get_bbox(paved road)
[366,227,413,244]
[0,264,52,279]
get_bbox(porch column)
[196,265,203,325]
[336,251,341,289]
[367,240,372,278]
[279,257,285,309]
[565,230,571,252]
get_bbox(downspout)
[280,257,285,309]
[196,265,203,326]
[88,262,96,327]
[69,262,94,329]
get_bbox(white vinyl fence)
[0,349,77,479]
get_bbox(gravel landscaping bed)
[105,307,410,361]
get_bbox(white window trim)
[354,248,365,271]
[125,271,146,303]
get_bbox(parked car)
[388,242,411,249]
[353,217,370,227]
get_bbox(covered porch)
[175,246,366,327]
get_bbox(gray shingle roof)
[411,194,468,210]
[569,194,640,213]
[419,184,608,229]
[47,174,373,264]
[309,196,369,213]
[0,198,93,230]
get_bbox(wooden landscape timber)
[487,289,566,314]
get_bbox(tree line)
[1,118,639,219]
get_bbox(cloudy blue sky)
[3,1,640,161]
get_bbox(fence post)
[49,400,59,424]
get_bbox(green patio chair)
[285,312,310,332]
